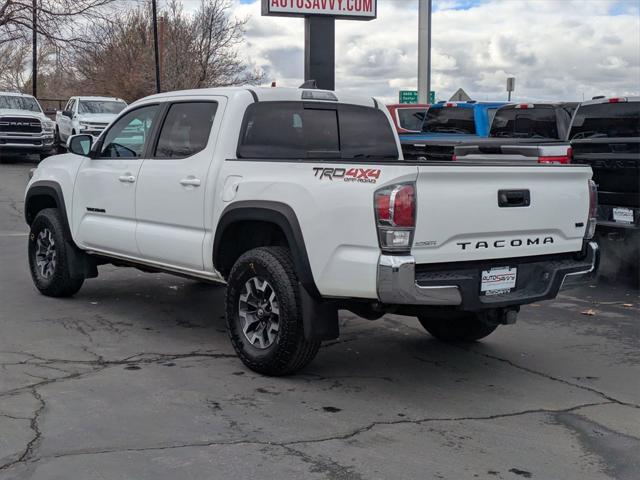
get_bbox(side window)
[64,99,72,112]
[100,105,158,159]
[154,102,218,159]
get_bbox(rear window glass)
[569,102,640,140]
[238,102,398,160]
[491,107,559,139]
[423,107,476,135]
[397,108,426,131]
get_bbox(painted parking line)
[0,232,28,237]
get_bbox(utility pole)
[159,14,167,85]
[417,0,432,104]
[32,0,37,98]
[151,0,161,93]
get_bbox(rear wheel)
[28,208,84,297]
[225,246,320,376]
[418,311,498,342]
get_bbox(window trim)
[92,103,161,160]
[148,100,219,161]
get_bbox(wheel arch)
[213,201,321,298]
[25,181,73,241]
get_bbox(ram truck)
[0,92,56,161]
[454,102,578,164]
[25,87,598,376]
[56,96,127,145]
[569,97,639,280]
[401,101,507,161]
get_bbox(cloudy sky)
[222,0,640,102]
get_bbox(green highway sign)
[399,90,418,104]
[399,90,436,104]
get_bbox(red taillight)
[392,185,415,227]
[445,103,456,107]
[538,152,571,165]
[609,98,621,103]
[375,194,390,223]
[374,183,416,251]
[451,154,457,161]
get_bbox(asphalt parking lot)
[0,156,639,480]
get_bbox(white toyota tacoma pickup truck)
[25,87,599,375]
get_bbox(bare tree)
[0,0,122,47]
[74,0,263,102]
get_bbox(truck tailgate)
[454,139,570,162]
[412,165,592,264]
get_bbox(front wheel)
[418,311,498,342]
[28,208,84,297]
[225,247,320,376]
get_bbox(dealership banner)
[262,0,377,20]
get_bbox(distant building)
[449,88,472,102]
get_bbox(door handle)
[498,189,530,208]
[180,177,201,187]
[118,175,136,183]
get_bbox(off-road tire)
[225,246,320,376]
[418,311,498,342]
[28,208,84,297]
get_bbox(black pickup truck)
[453,102,577,164]
[569,97,640,280]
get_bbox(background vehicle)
[25,87,598,376]
[570,97,640,281]
[0,92,56,161]
[55,96,127,145]
[401,101,507,160]
[386,104,429,134]
[453,102,577,164]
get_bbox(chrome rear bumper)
[377,242,599,309]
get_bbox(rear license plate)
[481,267,517,296]
[613,207,634,224]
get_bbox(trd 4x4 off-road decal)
[313,167,381,184]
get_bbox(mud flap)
[299,283,339,341]
[65,241,98,280]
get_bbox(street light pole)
[151,0,161,93]
[32,0,37,98]
[417,0,431,104]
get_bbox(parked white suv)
[55,96,127,145]
[25,87,598,375]
[0,92,56,160]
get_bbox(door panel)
[72,104,160,256]
[136,99,225,270]
[73,158,143,254]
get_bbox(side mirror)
[62,110,72,118]
[67,134,93,156]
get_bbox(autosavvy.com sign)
[262,0,377,20]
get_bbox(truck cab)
[0,92,56,161]
[56,96,127,145]
[453,102,578,164]
[400,101,508,161]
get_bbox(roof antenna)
[299,80,318,89]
